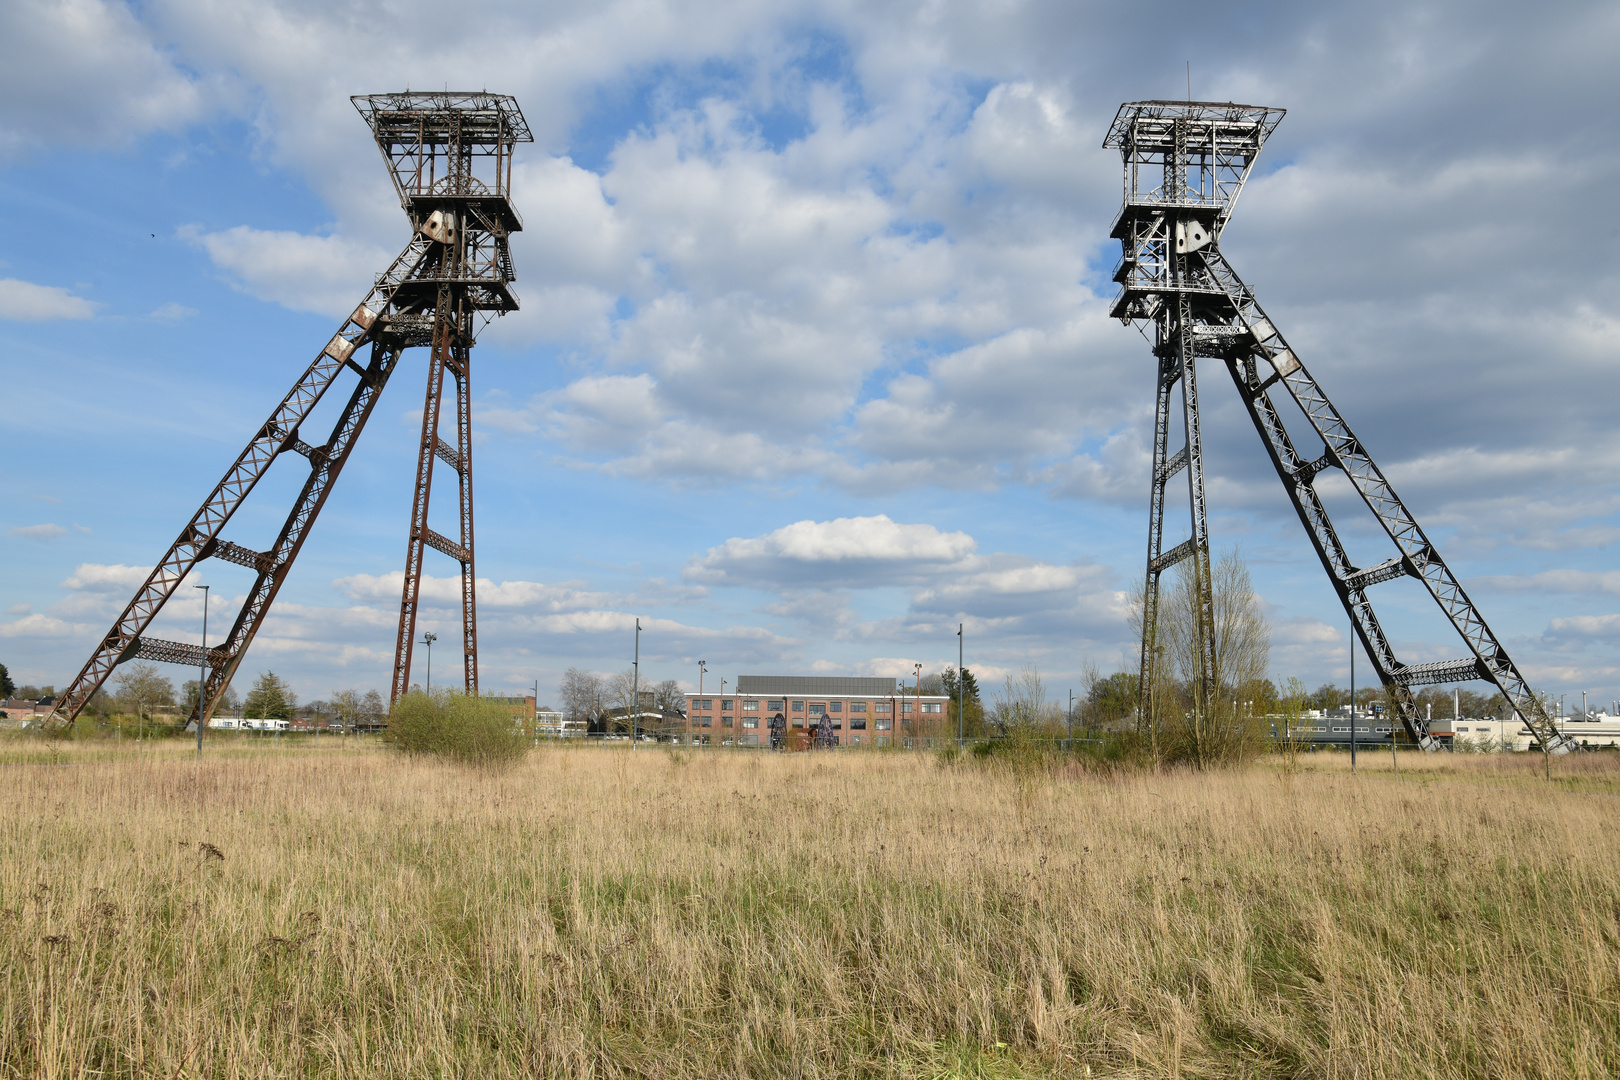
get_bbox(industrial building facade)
[682,675,953,747]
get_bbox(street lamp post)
[192,583,209,759]
[957,624,965,748]
[632,618,640,749]
[698,660,706,745]
[421,632,437,696]
[913,662,923,741]
[531,679,540,744]
[1349,611,1356,775]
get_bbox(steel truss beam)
[45,92,529,731]
[1107,99,1571,754]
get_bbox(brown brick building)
[682,675,952,747]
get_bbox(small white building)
[1440,713,1620,752]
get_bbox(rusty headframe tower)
[1105,100,1570,753]
[46,92,531,728]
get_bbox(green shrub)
[386,691,527,769]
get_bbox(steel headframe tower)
[1106,100,1571,754]
[44,92,531,731]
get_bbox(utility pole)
[192,583,209,759]
[1349,610,1357,775]
[913,662,923,742]
[957,623,965,747]
[698,660,706,744]
[531,678,539,744]
[632,618,640,749]
[421,631,437,696]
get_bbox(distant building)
[682,675,952,747]
[1272,708,1620,751]
[486,695,537,727]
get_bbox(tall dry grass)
[0,739,1616,1078]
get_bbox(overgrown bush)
[386,691,527,769]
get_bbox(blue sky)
[2,0,1617,712]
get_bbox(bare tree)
[360,689,386,728]
[116,661,174,723]
[331,688,360,731]
[606,668,642,735]
[1136,546,1271,766]
[991,663,1060,734]
[559,668,604,728]
[652,678,684,712]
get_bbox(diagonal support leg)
[1201,248,1569,753]
[195,341,405,726]
[46,239,430,727]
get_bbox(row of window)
[688,698,943,714]
[679,734,891,747]
[688,716,895,731]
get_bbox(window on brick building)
[722,698,733,711]
[876,718,891,730]
[922,702,941,713]
[743,717,758,729]
[792,701,804,713]
[769,700,784,711]
[850,702,867,713]
[828,701,842,713]
[743,700,758,711]
[874,702,890,713]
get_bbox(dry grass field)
[1,738,1617,1078]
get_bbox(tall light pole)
[531,678,540,743]
[421,631,437,696]
[698,660,706,743]
[632,618,640,749]
[957,623,965,747]
[1349,611,1356,775]
[913,662,923,741]
[193,583,209,759]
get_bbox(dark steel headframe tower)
[1105,100,1572,754]
[44,92,530,730]
[356,92,531,704]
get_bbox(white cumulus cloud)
[686,515,977,587]
[0,280,98,321]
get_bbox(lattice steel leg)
[391,294,453,704]
[453,336,479,695]
[1137,345,1178,734]
[1174,293,1217,714]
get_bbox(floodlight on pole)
[421,631,437,695]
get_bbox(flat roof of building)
[733,676,898,697]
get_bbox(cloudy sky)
[1,0,1617,711]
